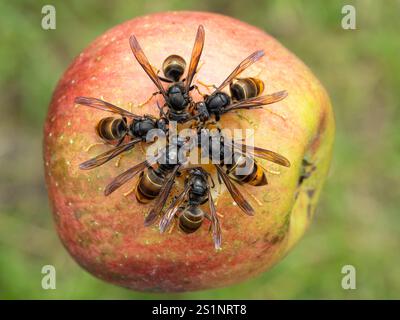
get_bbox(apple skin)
[43,11,334,292]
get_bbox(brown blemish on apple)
[297,158,317,187]
[307,202,313,219]
[309,107,328,154]
[307,189,316,198]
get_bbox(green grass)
[1,0,399,299]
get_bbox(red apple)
[43,11,334,292]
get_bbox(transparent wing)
[208,188,222,250]
[216,50,265,92]
[129,35,168,98]
[75,97,142,119]
[215,164,254,216]
[226,140,290,167]
[79,138,142,170]
[221,91,287,113]
[104,156,157,196]
[159,184,190,233]
[184,25,205,92]
[144,165,181,226]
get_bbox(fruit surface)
[43,11,334,292]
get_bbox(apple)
[43,11,334,292]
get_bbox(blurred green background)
[1,0,399,299]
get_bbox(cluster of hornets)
[75,25,291,250]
